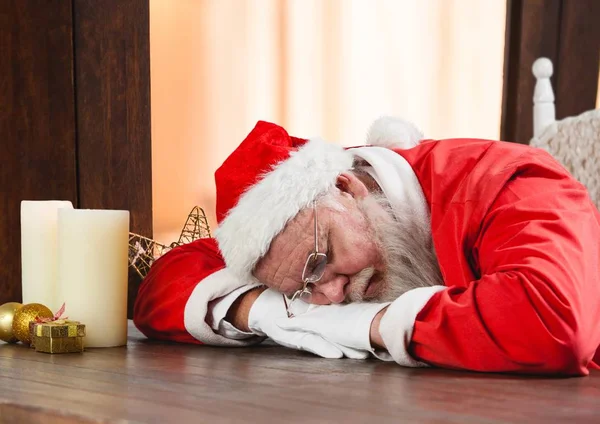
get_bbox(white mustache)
[346,266,376,302]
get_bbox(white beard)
[348,192,443,302]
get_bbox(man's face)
[253,170,442,304]
[253,192,386,304]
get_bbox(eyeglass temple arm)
[313,201,318,252]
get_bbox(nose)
[314,274,349,304]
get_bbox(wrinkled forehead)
[259,206,318,264]
[252,205,330,292]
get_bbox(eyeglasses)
[283,201,328,318]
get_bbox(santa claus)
[134,118,600,375]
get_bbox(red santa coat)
[393,138,600,375]
[134,137,600,374]
[133,238,262,347]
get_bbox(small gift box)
[30,319,86,353]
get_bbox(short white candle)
[56,209,130,348]
[21,200,74,311]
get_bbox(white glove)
[276,301,390,355]
[248,289,369,359]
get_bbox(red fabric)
[133,238,225,344]
[396,138,600,375]
[136,132,600,375]
[214,121,307,223]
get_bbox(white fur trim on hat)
[215,138,354,281]
[367,116,424,149]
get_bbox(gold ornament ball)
[0,302,23,343]
[12,303,53,344]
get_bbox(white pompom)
[366,116,424,149]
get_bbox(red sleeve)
[133,238,225,344]
[410,166,600,375]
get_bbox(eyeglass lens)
[303,253,327,283]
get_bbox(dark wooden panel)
[73,0,152,317]
[0,1,77,305]
[554,0,600,119]
[0,322,599,423]
[501,0,562,144]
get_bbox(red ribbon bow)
[35,303,68,323]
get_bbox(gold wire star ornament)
[127,233,171,279]
[176,206,212,245]
[128,206,211,279]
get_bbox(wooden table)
[1,322,598,423]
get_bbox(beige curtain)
[150,0,507,243]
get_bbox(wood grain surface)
[73,0,152,317]
[0,0,78,305]
[0,0,152,315]
[0,322,598,423]
[553,0,600,120]
[501,0,562,144]
[501,0,600,144]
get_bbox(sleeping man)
[134,118,600,375]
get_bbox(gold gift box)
[30,320,85,354]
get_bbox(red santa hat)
[214,116,423,281]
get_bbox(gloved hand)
[248,289,369,359]
[275,301,390,355]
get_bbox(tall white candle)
[21,200,74,311]
[56,209,130,347]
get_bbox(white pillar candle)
[21,200,74,311]
[56,209,130,347]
